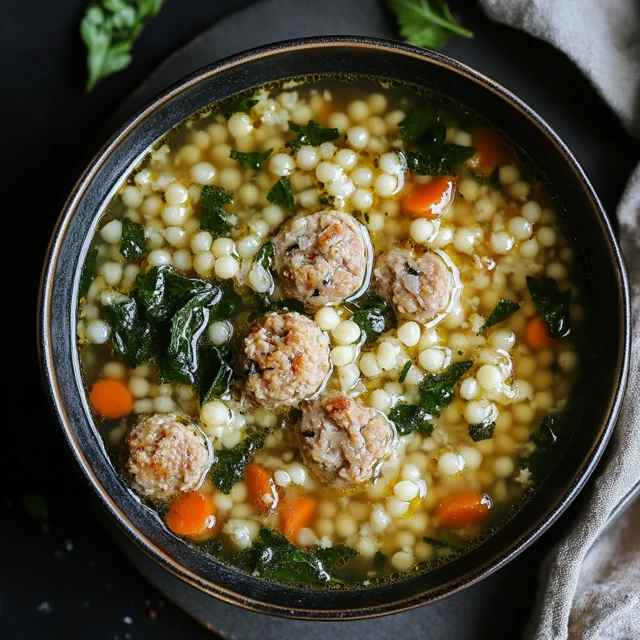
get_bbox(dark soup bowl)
[38,36,630,620]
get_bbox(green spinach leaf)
[403,143,475,176]
[479,298,520,333]
[254,241,275,271]
[398,360,412,383]
[526,276,571,339]
[120,216,147,259]
[398,103,439,141]
[200,185,233,235]
[198,344,235,405]
[372,551,387,573]
[468,419,496,442]
[79,248,99,299]
[266,178,295,211]
[350,293,397,343]
[220,96,258,120]
[530,415,557,449]
[288,120,340,151]
[230,148,273,170]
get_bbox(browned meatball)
[243,311,331,410]
[126,413,211,501]
[296,393,394,489]
[374,247,458,323]
[273,210,370,307]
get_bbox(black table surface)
[4,0,638,638]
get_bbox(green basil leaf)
[526,276,571,339]
[120,216,147,259]
[79,248,99,299]
[288,120,340,151]
[230,148,273,170]
[479,298,520,332]
[200,185,233,235]
[266,177,295,211]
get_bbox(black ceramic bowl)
[38,36,630,620]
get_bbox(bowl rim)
[38,34,631,620]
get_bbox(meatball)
[374,247,458,323]
[126,413,211,501]
[273,210,370,307]
[297,393,394,489]
[243,311,331,410]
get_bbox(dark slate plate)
[103,1,639,638]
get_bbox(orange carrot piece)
[470,129,512,176]
[525,316,555,350]
[245,462,279,514]
[165,491,216,537]
[278,496,317,544]
[434,491,491,528]
[89,378,133,419]
[402,176,455,219]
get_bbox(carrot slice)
[434,491,491,528]
[245,463,279,514]
[470,129,512,176]
[89,378,133,419]
[524,316,555,350]
[165,491,216,537]
[402,176,455,219]
[278,496,317,544]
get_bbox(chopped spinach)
[398,103,439,141]
[350,293,397,343]
[254,241,274,271]
[524,415,559,477]
[230,148,273,170]
[403,144,475,176]
[422,536,448,549]
[266,177,295,211]
[198,344,235,405]
[398,360,412,383]
[372,551,387,573]
[526,276,571,339]
[468,419,496,442]
[530,415,557,449]
[210,428,269,494]
[242,527,357,584]
[423,532,465,549]
[479,298,520,333]
[79,247,98,299]
[120,217,147,259]
[471,167,501,190]
[220,95,258,120]
[288,120,340,151]
[389,360,473,435]
[198,536,223,557]
[253,295,305,314]
[200,185,233,235]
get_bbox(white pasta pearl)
[237,183,259,207]
[202,400,230,428]
[547,262,568,280]
[212,237,235,257]
[190,161,216,185]
[228,112,253,138]
[327,176,355,198]
[347,99,370,122]
[86,319,110,344]
[101,261,123,286]
[164,226,188,248]
[327,112,350,133]
[433,226,453,247]
[410,218,436,244]
[100,219,122,244]
[315,307,341,331]
[460,377,479,401]
[454,228,476,254]
[367,212,385,231]
[331,345,355,367]
[477,364,502,390]
[193,251,214,276]
[148,249,172,267]
[371,389,392,412]
[336,512,358,538]
[288,463,307,486]
[274,470,291,488]
[367,93,387,114]
[162,205,187,226]
[438,451,465,476]
[236,235,260,258]
[465,399,497,424]
[292,145,318,171]
[459,446,483,470]
[142,195,163,218]
[335,148,358,170]
[508,216,532,240]
[128,376,149,398]
[248,266,271,293]
[346,126,370,149]
[558,351,578,372]
[359,352,382,378]
[355,536,377,557]
[374,173,397,197]
[316,161,341,183]
[191,231,213,254]
[398,321,421,347]
[380,152,402,175]
[515,379,535,400]
[499,165,519,185]
[351,188,373,210]
[386,496,410,517]
[134,169,151,186]
[208,320,232,345]
[391,550,415,572]
[458,178,480,202]
[394,480,419,502]
[249,219,269,237]
[522,200,542,223]
[262,204,285,227]
[332,320,361,345]
[214,255,239,279]
[419,348,447,372]
[339,363,360,391]
[165,182,188,205]
[219,167,242,191]
[377,341,397,371]
[154,396,175,412]
[491,231,515,254]
[370,505,391,532]
[510,181,530,199]
[489,329,516,351]
[319,142,336,159]
[297,188,319,208]
[493,456,515,478]
[269,152,295,176]
[351,166,373,187]
[520,238,539,258]
[122,185,143,208]
[537,226,557,247]
[401,464,421,482]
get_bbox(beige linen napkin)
[479,1,640,638]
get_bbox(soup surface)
[77,77,585,587]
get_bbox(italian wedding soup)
[77,77,586,587]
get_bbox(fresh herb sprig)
[81,0,166,92]
[387,0,473,50]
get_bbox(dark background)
[3,0,638,638]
